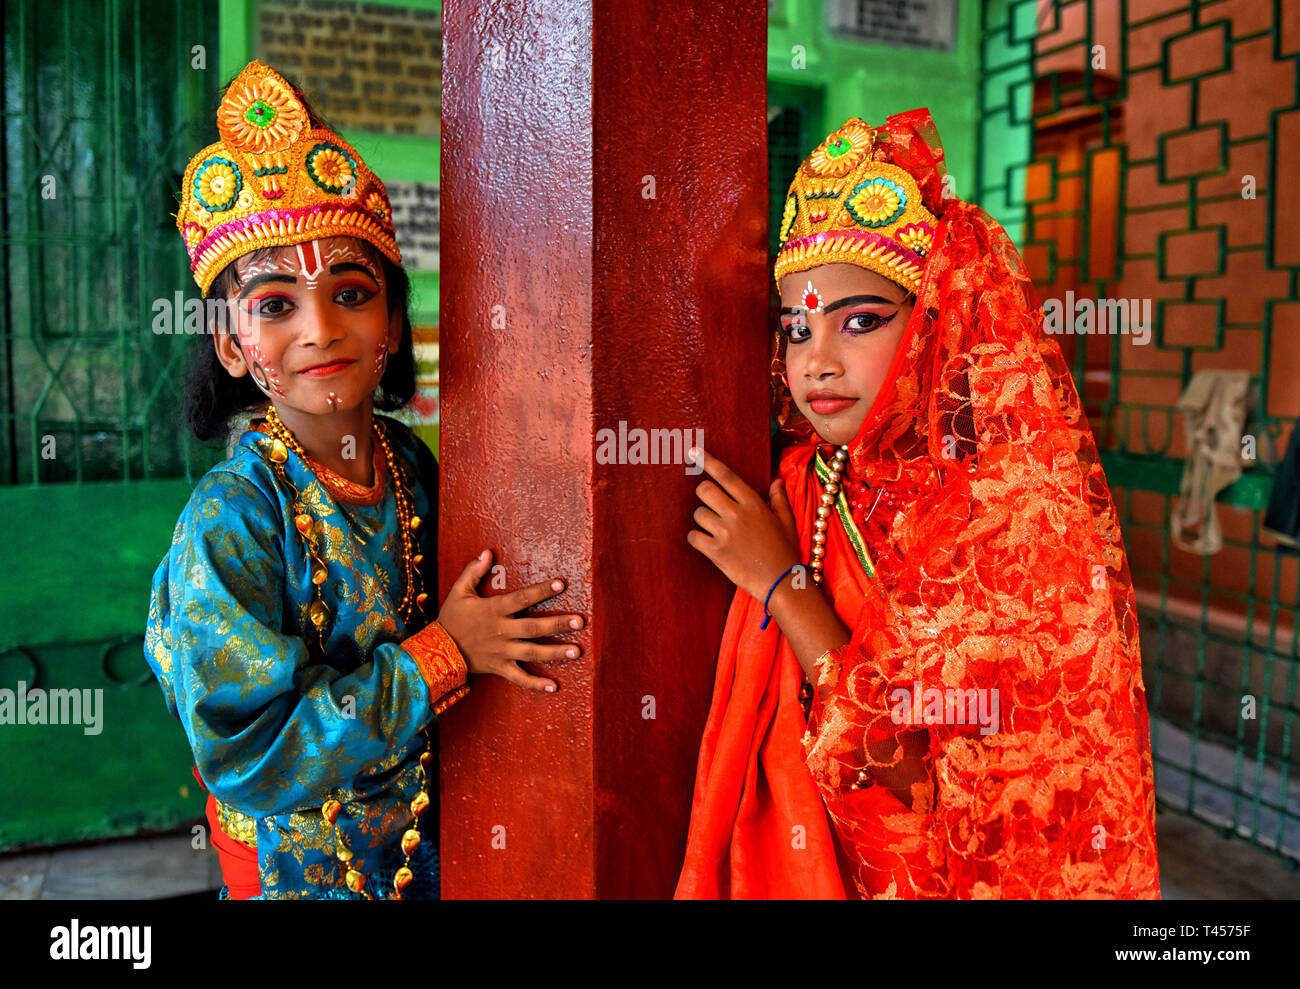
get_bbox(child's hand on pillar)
[437,550,583,694]
[686,448,802,602]
[686,449,849,679]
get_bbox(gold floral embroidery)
[403,621,469,715]
[216,799,258,848]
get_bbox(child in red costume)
[677,110,1160,899]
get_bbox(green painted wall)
[0,480,206,850]
[978,0,1034,245]
[768,0,983,210]
[0,0,225,851]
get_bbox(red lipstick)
[298,359,356,377]
[806,390,857,416]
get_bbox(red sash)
[193,767,261,899]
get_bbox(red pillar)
[439,0,769,898]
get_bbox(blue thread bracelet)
[760,565,801,630]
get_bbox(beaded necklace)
[801,443,888,720]
[258,403,435,900]
[262,403,429,634]
[810,445,849,585]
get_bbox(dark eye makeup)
[333,283,376,305]
[779,307,899,343]
[246,294,294,319]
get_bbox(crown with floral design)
[774,117,942,294]
[176,60,401,295]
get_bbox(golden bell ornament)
[309,600,330,629]
[410,791,430,817]
[268,440,288,464]
[401,828,422,856]
[322,799,341,824]
[345,869,367,894]
[393,866,414,894]
[294,514,314,536]
[408,515,423,533]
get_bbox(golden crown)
[176,60,402,295]
[774,118,939,294]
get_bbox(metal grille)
[2,0,223,486]
[768,83,824,256]
[979,0,1299,865]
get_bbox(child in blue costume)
[144,61,583,900]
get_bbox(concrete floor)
[1,804,1296,899]
[1155,807,1300,899]
[0,831,222,900]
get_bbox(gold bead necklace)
[808,442,883,791]
[810,445,849,585]
[262,404,429,633]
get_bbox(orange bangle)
[403,621,469,715]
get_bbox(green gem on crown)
[245,100,278,127]
[826,138,853,159]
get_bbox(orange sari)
[676,442,928,899]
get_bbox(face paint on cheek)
[234,252,300,354]
[326,391,342,413]
[245,342,287,397]
[372,341,388,378]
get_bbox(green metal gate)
[769,81,826,256]
[0,0,224,850]
[979,0,1298,866]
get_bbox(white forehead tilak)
[234,238,384,292]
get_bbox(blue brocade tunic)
[143,413,467,900]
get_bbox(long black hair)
[181,67,417,443]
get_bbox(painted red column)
[439,0,769,898]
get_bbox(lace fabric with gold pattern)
[774,156,1160,898]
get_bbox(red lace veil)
[777,110,1161,897]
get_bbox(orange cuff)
[403,621,469,716]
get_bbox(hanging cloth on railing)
[1171,370,1252,555]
